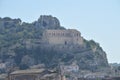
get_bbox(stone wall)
[42,29,83,45]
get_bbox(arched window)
[65,41,67,45]
[63,33,64,36]
[77,33,80,36]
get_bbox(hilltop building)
[42,29,83,45]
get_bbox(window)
[65,41,67,45]
[77,33,80,36]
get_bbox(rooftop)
[11,69,45,75]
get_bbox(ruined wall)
[42,29,83,45]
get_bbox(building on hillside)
[42,29,83,45]
[0,63,6,69]
[61,62,79,73]
[9,69,60,80]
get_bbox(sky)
[0,0,120,63]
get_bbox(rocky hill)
[0,15,109,75]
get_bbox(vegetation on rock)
[0,15,109,74]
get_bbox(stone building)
[62,63,79,72]
[42,29,83,45]
[9,69,60,80]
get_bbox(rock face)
[34,15,64,29]
[0,15,109,76]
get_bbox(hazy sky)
[0,0,120,63]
